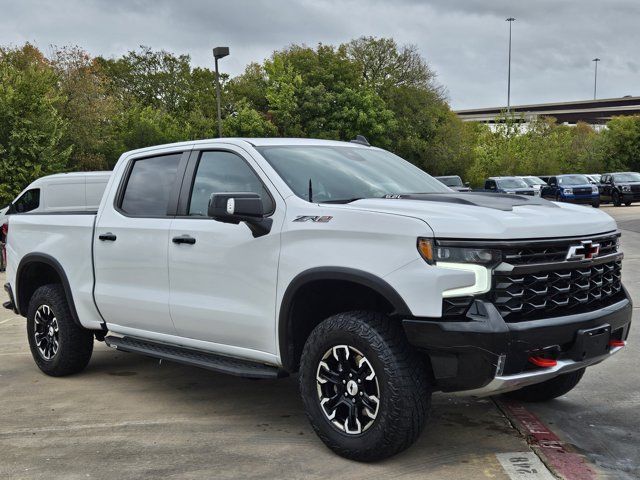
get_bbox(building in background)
[455,96,640,130]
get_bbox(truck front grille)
[573,187,593,195]
[492,259,623,321]
[502,234,619,265]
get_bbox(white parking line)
[0,316,20,325]
[496,453,555,480]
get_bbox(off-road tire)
[503,368,585,402]
[299,311,431,462]
[27,284,94,376]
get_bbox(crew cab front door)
[168,147,284,358]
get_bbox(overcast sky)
[1,0,638,109]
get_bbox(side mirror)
[208,192,272,238]
[464,182,470,187]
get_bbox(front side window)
[188,151,274,216]
[120,153,182,216]
[13,188,40,213]
[257,146,450,203]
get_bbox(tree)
[0,45,70,204]
[600,116,640,172]
[50,45,118,171]
[346,36,443,98]
[260,44,397,145]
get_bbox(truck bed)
[6,212,104,330]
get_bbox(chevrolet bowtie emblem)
[566,240,600,261]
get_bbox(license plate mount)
[570,325,611,362]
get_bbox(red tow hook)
[609,339,625,348]
[529,356,558,368]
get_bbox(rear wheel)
[503,368,585,402]
[299,311,431,461]
[27,284,94,376]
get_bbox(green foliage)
[0,45,71,204]
[600,116,640,172]
[2,39,640,204]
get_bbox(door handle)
[99,233,117,242]
[172,235,196,245]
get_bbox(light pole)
[506,17,516,110]
[213,46,230,138]
[592,58,600,100]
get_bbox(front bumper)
[561,194,599,204]
[458,344,624,397]
[403,292,632,395]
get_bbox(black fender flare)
[278,267,412,371]
[16,253,82,328]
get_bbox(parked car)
[518,176,548,196]
[599,172,640,206]
[540,174,600,208]
[482,176,536,195]
[4,138,631,461]
[585,174,602,184]
[5,172,110,216]
[434,175,471,192]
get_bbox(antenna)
[350,135,370,146]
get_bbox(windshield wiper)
[321,198,364,204]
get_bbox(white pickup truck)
[4,138,632,461]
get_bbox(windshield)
[496,178,528,189]
[613,172,640,182]
[558,175,590,186]
[438,176,463,187]
[521,176,546,186]
[257,146,451,203]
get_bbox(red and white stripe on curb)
[496,398,598,480]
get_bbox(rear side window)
[188,151,274,216]
[13,188,40,213]
[120,154,182,216]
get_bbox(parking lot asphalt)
[1,204,638,480]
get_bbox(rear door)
[167,146,284,357]
[93,149,189,335]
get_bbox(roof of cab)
[120,137,373,157]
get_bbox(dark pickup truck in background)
[599,172,640,206]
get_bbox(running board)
[104,336,287,379]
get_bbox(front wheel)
[27,284,94,376]
[299,311,431,461]
[625,200,632,206]
[613,191,621,207]
[503,368,585,402]
[592,200,600,208]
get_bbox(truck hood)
[340,193,616,239]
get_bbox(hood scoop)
[388,192,558,212]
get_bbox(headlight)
[563,188,573,195]
[417,238,501,266]
[592,186,599,193]
[621,185,631,192]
